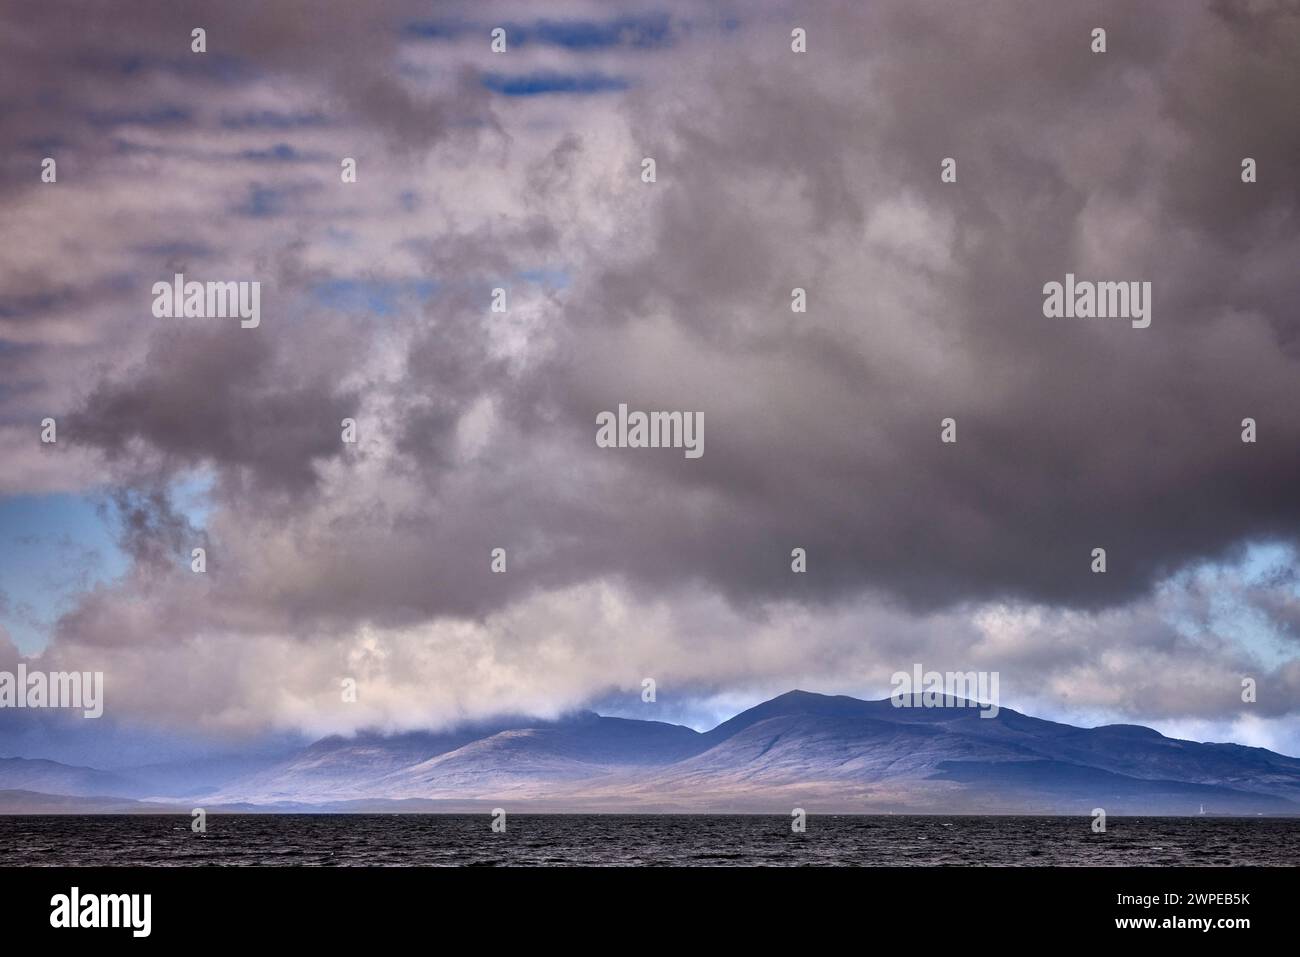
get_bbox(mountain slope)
[12,692,1300,814]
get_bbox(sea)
[1,814,1297,866]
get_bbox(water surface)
[1,814,1294,866]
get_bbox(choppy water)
[0,815,1295,866]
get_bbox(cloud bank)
[0,0,1297,752]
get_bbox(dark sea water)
[0,815,1295,866]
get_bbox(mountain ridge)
[3,691,1297,814]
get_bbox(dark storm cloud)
[69,326,359,496]
[488,0,1300,613]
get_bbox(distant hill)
[0,756,140,798]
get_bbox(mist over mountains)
[3,691,1298,815]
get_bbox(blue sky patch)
[481,71,630,96]
[86,106,192,129]
[311,278,439,316]
[405,14,674,50]
[0,494,127,654]
[238,143,315,163]
[219,110,331,131]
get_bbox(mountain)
[213,712,704,805]
[5,692,1299,814]
[0,756,142,798]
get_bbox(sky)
[0,0,1298,762]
